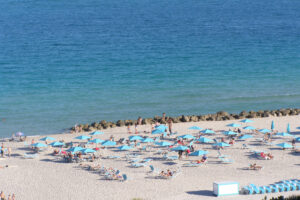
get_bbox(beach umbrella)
[155,125,167,131]
[276,132,293,137]
[40,136,56,141]
[240,119,253,123]
[259,129,271,133]
[201,129,215,134]
[243,126,256,130]
[276,143,293,149]
[101,140,116,146]
[81,148,96,154]
[31,143,48,148]
[296,137,300,142]
[297,127,300,130]
[74,135,91,140]
[141,138,154,143]
[152,129,164,135]
[213,142,231,147]
[271,120,275,130]
[155,141,171,147]
[188,126,202,130]
[15,132,24,136]
[178,134,195,139]
[227,123,241,127]
[196,137,213,143]
[49,141,65,147]
[118,145,132,151]
[171,146,188,151]
[90,131,104,136]
[66,146,83,153]
[223,131,238,136]
[129,135,144,141]
[239,134,253,140]
[189,150,209,156]
[89,139,104,144]
[287,123,290,133]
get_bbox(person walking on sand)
[127,125,132,134]
[162,113,166,123]
[167,118,173,134]
[7,147,11,158]
[135,123,138,134]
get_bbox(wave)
[219,93,300,101]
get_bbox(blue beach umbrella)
[243,126,256,130]
[297,127,300,130]
[90,131,104,136]
[81,148,96,154]
[296,137,300,142]
[141,138,154,143]
[223,131,238,136]
[129,135,144,141]
[178,134,195,139]
[276,143,293,149]
[74,135,91,140]
[67,146,83,153]
[101,140,116,146]
[239,134,253,140]
[40,136,55,141]
[188,126,202,130]
[31,143,48,148]
[152,129,164,135]
[201,129,215,134]
[118,145,132,151]
[287,123,290,133]
[276,132,293,137]
[196,137,213,143]
[89,139,104,144]
[227,123,241,127]
[259,129,271,133]
[240,119,254,123]
[213,142,231,147]
[155,141,171,147]
[189,150,209,156]
[155,125,167,131]
[171,146,188,151]
[49,141,65,147]
[271,120,275,130]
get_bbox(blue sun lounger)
[249,184,260,194]
[243,186,253,195]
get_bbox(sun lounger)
[106,155,120,159]
[259,186,266,194]
[242,186,253,195]
[249,184,260,194]
[183,163,202,167]
[23,153,38,159]
[131,163,147,168]
[219,157,234,164]
[273,184,285,192]
[264,186,272,193]
[270,185,279,193]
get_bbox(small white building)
[213,181,239,197]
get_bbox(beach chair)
[264,186,272,193]
[259,186,266,194]
[122,174,128,182]
[23,153,38,159]
[270,185,279,193]
[242,186,253,195]
[242,144,249,149]
[219,157,234,164]
[274,184,285,192]
[141,158,152,163]
[291,180,300,189]
[166,155,178,161]
[106,155,120,159]
[249,184,260,194]
[131,163,147,168]
[182,163,202,167]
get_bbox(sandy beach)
[1,115,300,200]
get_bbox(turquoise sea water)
[0,0,300,137]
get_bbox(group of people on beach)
[0,143,11,158]
[0,191,15,200]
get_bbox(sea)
[0,0,300,137]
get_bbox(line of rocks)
[70,108,300,132]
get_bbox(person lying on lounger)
[249,163,263,170]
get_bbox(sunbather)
[249,163,263,170]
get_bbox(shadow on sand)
[186,190,214,197]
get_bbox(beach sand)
[1,115,300,200]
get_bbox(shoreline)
[70,107,300,132]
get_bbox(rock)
[142,118,153,125]
[124,120,133,126]
[153,116,161,122]
[232,114,240,119]
[116,120,125,127]
[180,115,189,122]
[190,115,198,122]
[198,115,206,121]
[280,109,289,116]
[172,117,180,123]
[100,120,107,126]
[96,124,103,130]
[110,123,117,128]
[239,110,248,117]
[91,122,99,128]
[217,111,230,117]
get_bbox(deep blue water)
[0,0,300,137]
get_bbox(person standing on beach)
[167,118,173,134]
[135,123,138,134]
[7,147,11,158]
[127,125,131,134]
[137,117,142,125]
[162,113,166,123]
